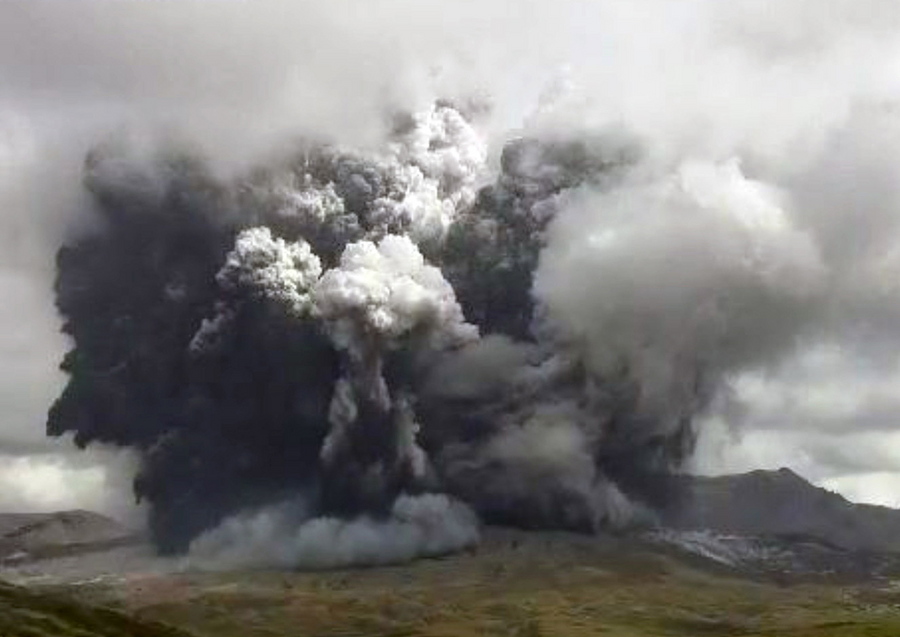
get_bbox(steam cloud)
[12,0,900,564]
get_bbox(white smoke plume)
[315,234,477,352]
[190,227,323,354]
[187,494,478,571]
[534,159,826,439]
[218,227,322,315]
[313,234,477,514]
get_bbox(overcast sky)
[4,0,900,516]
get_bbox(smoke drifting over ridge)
[2,0,899,563]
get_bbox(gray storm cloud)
[2,0,900,564]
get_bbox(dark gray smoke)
[47,104,682,556]
[50,94,833,565]
[35,0,900,564]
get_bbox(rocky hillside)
[661,468,900,553]
[0,510,138,564]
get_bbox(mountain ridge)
[661,467,900,553]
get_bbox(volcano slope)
[7,470,900,636]
[4,526,900,637]
[0,510,140,566]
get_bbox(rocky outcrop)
[661,468,900,553]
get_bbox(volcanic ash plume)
[48,101,827,565]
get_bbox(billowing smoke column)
[48,101,826,563]
[314,234,478,516]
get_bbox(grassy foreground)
[0,580,192,637]
[10,531,900,636]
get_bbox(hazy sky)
[4,0,900,516]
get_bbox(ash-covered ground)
[6,471,900,636]
[5,469,900,585]
[6,514,900,637]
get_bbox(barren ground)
[4,527,900,636]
